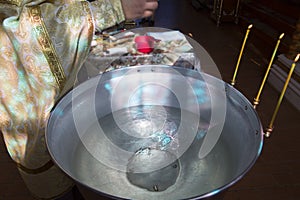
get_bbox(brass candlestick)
[253,33,285,109]
[265,54,300,137]
[231,24,253,86]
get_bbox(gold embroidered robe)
[0,0,125,199]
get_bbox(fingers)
[144,1,158,11]
[143,1,158,18]
[143,10,155,18]
[121,0,158,20]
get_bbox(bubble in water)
[126,148,180,192]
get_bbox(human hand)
[121,0,158,20]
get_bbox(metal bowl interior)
[46,65,263,200]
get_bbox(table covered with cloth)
[78,28,205,81]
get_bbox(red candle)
[134,35,156,54]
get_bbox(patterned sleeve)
[0,0,126,198]
[90,0,125,31]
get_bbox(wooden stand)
[211,0,241,26]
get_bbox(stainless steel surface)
[46,65,263,200]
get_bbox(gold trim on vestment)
[82,1,94,39]
[28,6,66,91]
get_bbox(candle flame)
[294,54,300,63]
[279,33,285,39]
[248,24,253,29]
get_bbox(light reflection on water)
[71,106,233,200]
[107,105,188,152]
